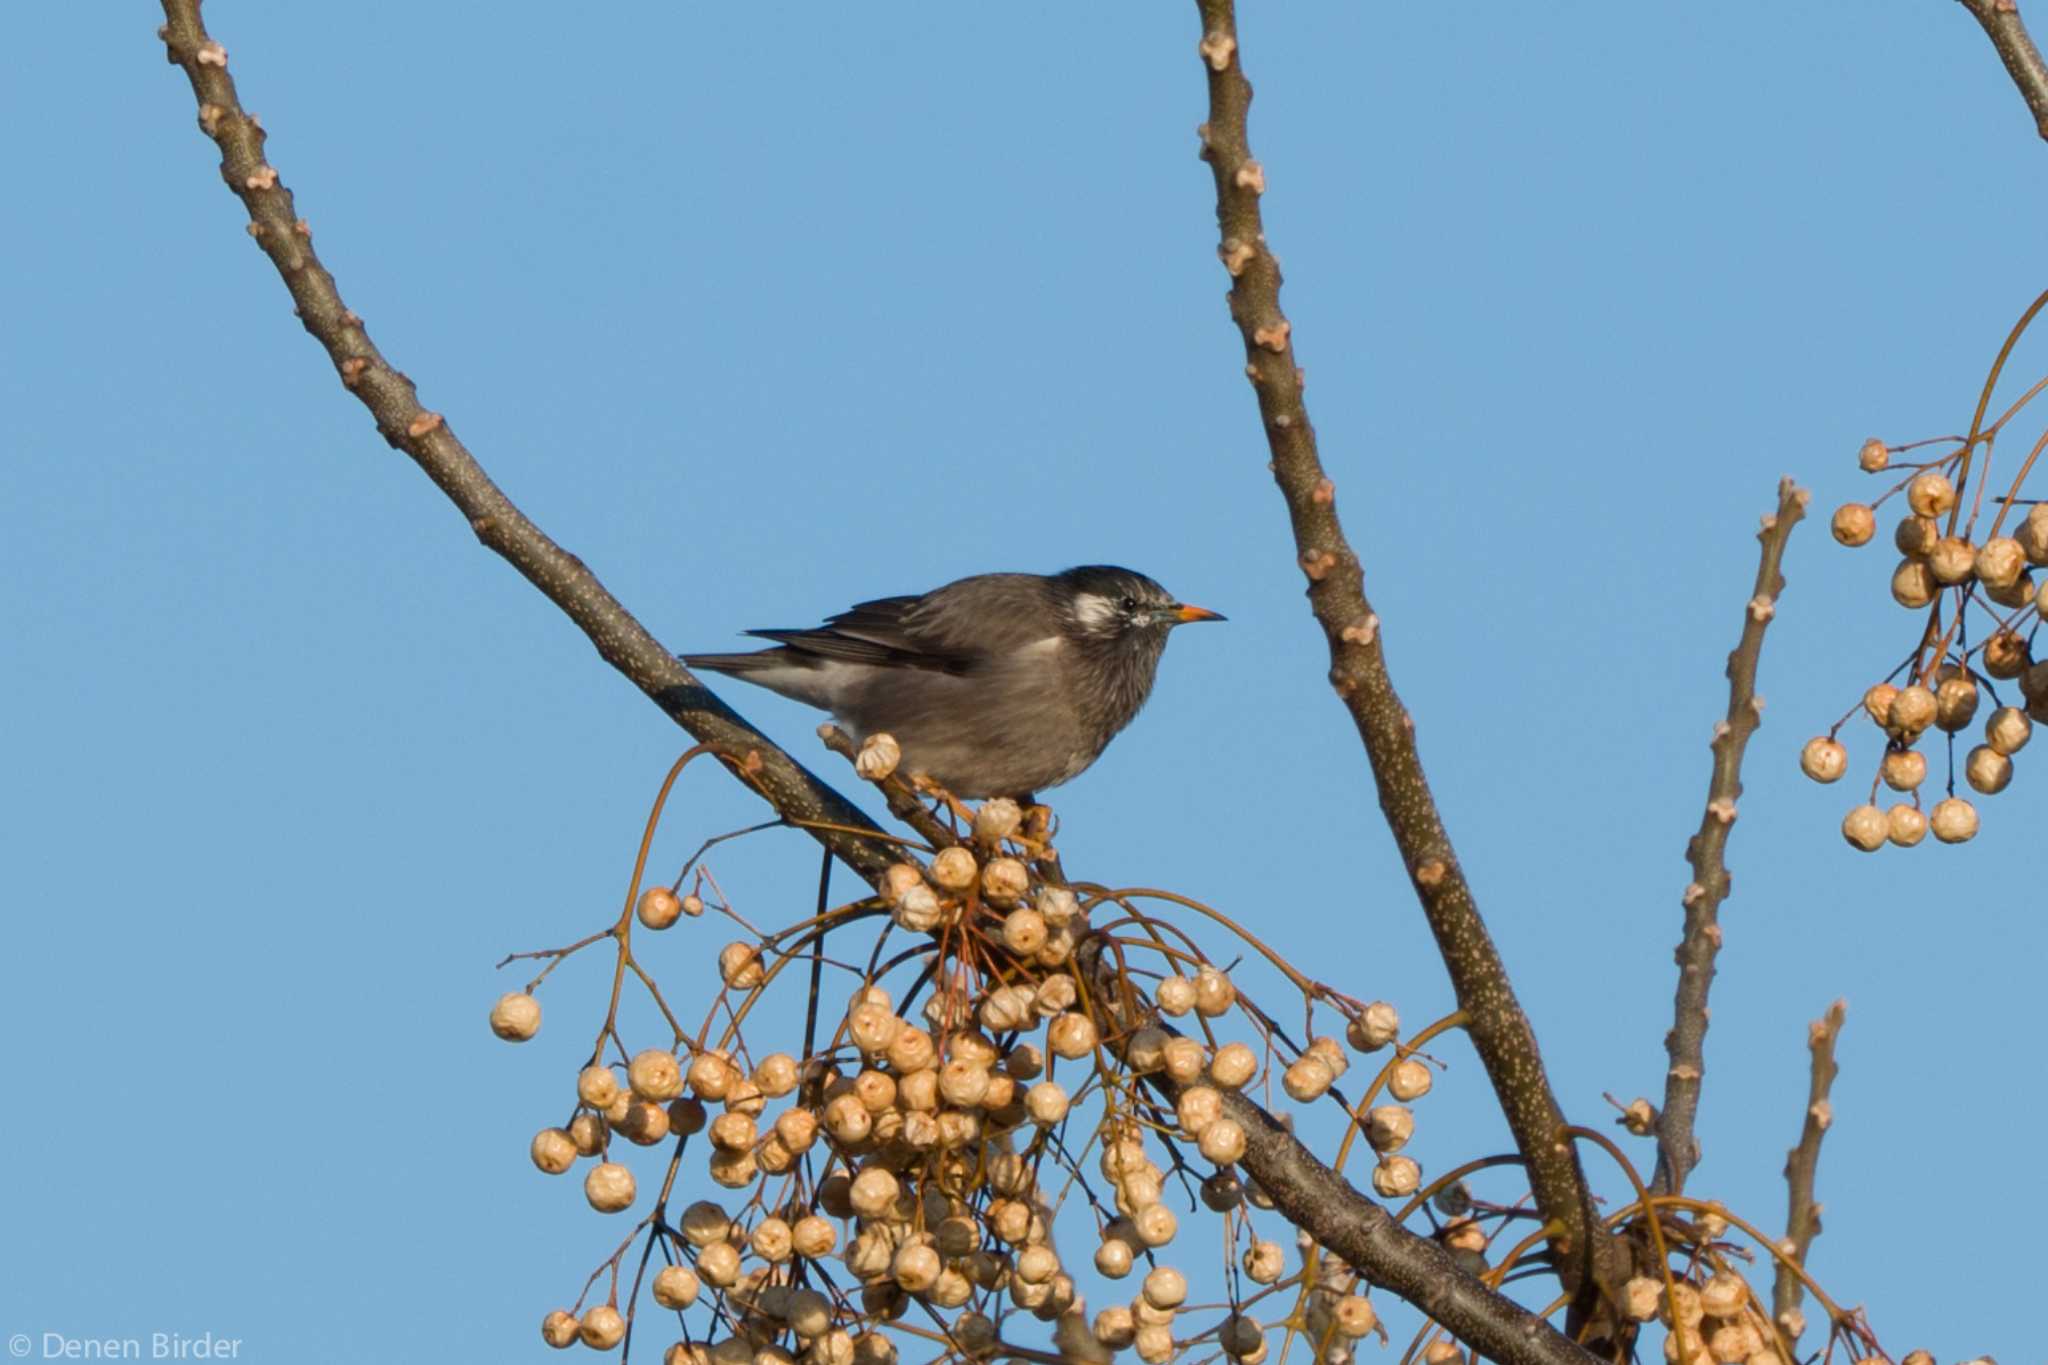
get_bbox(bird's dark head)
[1051,566,1225,647]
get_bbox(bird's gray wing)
[746,594,972,674]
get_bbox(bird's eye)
[1119,595,1138,612]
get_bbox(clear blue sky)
[4,4,2040,1361]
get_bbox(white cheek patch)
[1071,593,1118,632]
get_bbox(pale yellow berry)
[1371,1155,1420,1197]
[1132,1202,1178,1247]
[584,1162,636,1212]
[1936,676,1980,731]
[718,942,765,989]
[1331,1297,1378,1339]
[489,991,542,1041]
[1798,737,1846,783]
[1387,1058,1433,1101]
[578,1065,622,1109]
[1143,1266,1188,1310]
[885,1026,935,1073]
[1907,470,1956,518]
[893,884,942,932]
[1985,629,2031,678]
[696,1241,741,1286]
[971,796,1024,843]
[1161,1037,1207,1083]
[653,1264,700,1309]
[1210,1041,1258,1089]
[1133,1324,1175,1365]
[1895,515,1939,558]
[686,1050,735,1100]
[1927,535,1976,585]
[1176,1085,1223,1135]
[579,1305,626,1350]
[1094,1305,1138,1348]
[930,846,978,891]
[892,1242,940,1292]
[1033,975,1078,1016]
[616,1100,670,1146]
[1366,1104,1414,1153]
[847,1002,902,1058]
[1156,975,1196,1016]
[1048,1012,1098,1060]
[1840,804,1886,852]
[1889,684,1936,735]
[1966,744,2013,794]
[1830,503,1875,547]
[2019,504,2048,563]
[790,1214,836,1259]
[1698,1273,1745,1317]
[1862,683,1899,729]
[1857,438,1888,471]
[1992,570,2041,608]
[1193,966,1236,1016]
[849,1167,900,1216]
[752,1216,794,1261]
[855,732,901,781]
[568,1112,607,1155]
[1978,536,2027,588]
[750,1052,798,1099]
[706,1148,756,1188]
[541,1309,579,1349]
[1243,1239,1284,1283]
[638,886,683,929]
[1621,1276,1663,1321]
[1015,1244,1060,1285]
[1930,795,1979,842]
[1421,1344,1463,1365]
[1890,559,1936,608]
[1988,705,2033,754]
[1307,1035,1349,1078]
[1001,908,1047,955]
[1089,1235,1133,1278]
[708,1111,755,1151]
[1198,1117,1247,1164]
[1620,1097,1655,1135]
[629,1049,684,1102]
[1347,1001,1400,1051]
[939,1058,991,1109]
[1886,804,1926,848]
[982,857,1030,906]
[531,1127,577,1174]
[1282,1056,1334,1101]
[1879,748,1926,791]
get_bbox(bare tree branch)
[154,1,900,886]
[1958,0,2048,141]
[1773,1000,1846,1348]
[1072,935,1603,1365]
[1652,480,1810,1196]
[1188,0,1627,1328]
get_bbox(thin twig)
[1773,1000,1847,1347]
[1189,0,1622,1329]
[1654,479,1811,1196]
[154,1,899,887]
[1957,0,2048,141]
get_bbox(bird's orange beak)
[1174,604,1226,623]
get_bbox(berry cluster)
[1809,437,2047,848]
[488,745,1430,1365]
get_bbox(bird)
[683,566,1223,799]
